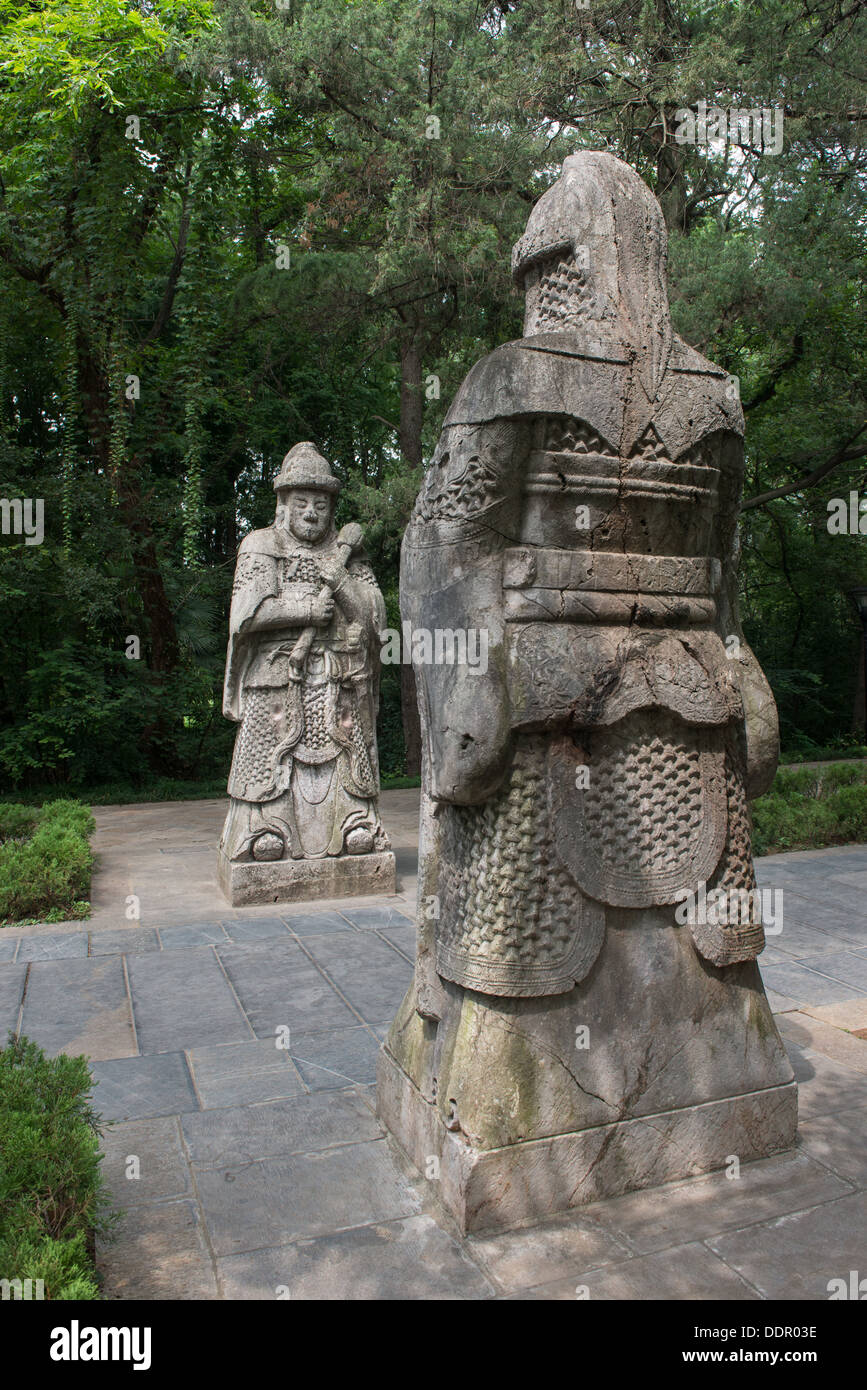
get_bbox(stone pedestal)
[378,917,797,1233]
[218,848,396,907]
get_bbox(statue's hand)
[309,591,335,625]
[317,557,348,592]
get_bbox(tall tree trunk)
[399,332,423,468]
[78,338,182,772]
[398,328,423,775]
[853,631,867,736]
[78,337,180,677]
[655,133,688,233]
[114,462,181,677]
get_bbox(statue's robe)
[401,329,779,997]
[221,524,387,861]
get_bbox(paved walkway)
[1,795,866,1299]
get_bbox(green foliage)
[0,800,94,924]
[0,803,38,841]
[781,739,867,765]
[0,1034,115,1300]
[753,761,867,855]
[0,0,864,791]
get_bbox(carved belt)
[503,548,719,625]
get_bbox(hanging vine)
[60,313,78,554]
[108,323,128,507]
[180,247,207,572]
[0,297,10,447]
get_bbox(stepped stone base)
[377,1046,798,1233]
[217,849,396,907]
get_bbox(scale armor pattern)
[583,713,706,879]
[228,688,281,795]
[232,553,272,596]
[534,253,593,331]
[438,735,583,973]
[284,553,322,584]
[301,683,333,751]
[688,743,765,964]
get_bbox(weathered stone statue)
[378,152,796,1231]
[218,443,395,904]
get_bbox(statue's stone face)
[279,489,332,544]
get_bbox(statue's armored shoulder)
[665,335,745,439]
[347,554,380,586]
[442,341,536,428]
[237,526,286,559]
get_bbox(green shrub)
[0,1035,115,1300]
[0,804,38,841]
[753,760,867,854]
[828,783,867,841]
[0,800,94,925]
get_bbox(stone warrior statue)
[378,152,797,1231]
[218,443,395,905]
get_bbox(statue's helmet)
[274,442,341,494]
[511,151,672,400]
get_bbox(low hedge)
[753,761,867,855]
[0,1035,114,1300]
[0,800,94,925]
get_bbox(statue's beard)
[287,518,330,544]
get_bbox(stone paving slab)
[298,931,414,1024]
[193,1139,423,1257]
[289,1025,381,1090]
[468,1215,629,1291]
[759,959,864,1006]
[20,955,136,1060]
[836,868,867,890]
[797,949,867,993]
[158,922,230,951]
[781,1041,867,1118]
[180,1091,383,1168]
[217,1214,495,1300]
[283,911,362,936]
[91,1053,199,1123]
[707,1191,867,1300]
[339,906,415,931]
[216,939,362,1037]
[758,915,864,958]
[379,925,416,960]
[219,917,293,944]
[505,1242,760,1300]
[776,1009,867,1072]
[98,1199,218,1301]
[575,1150,853,1255]
[0,962,27,1036]
[798,1105,867,1186]
[89,928,161,956]
[804,997,867,1030]
[186,1039,305,1109]
[127,946,253,1053]
[99,1117,192,1208]
[17,931,89,961]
